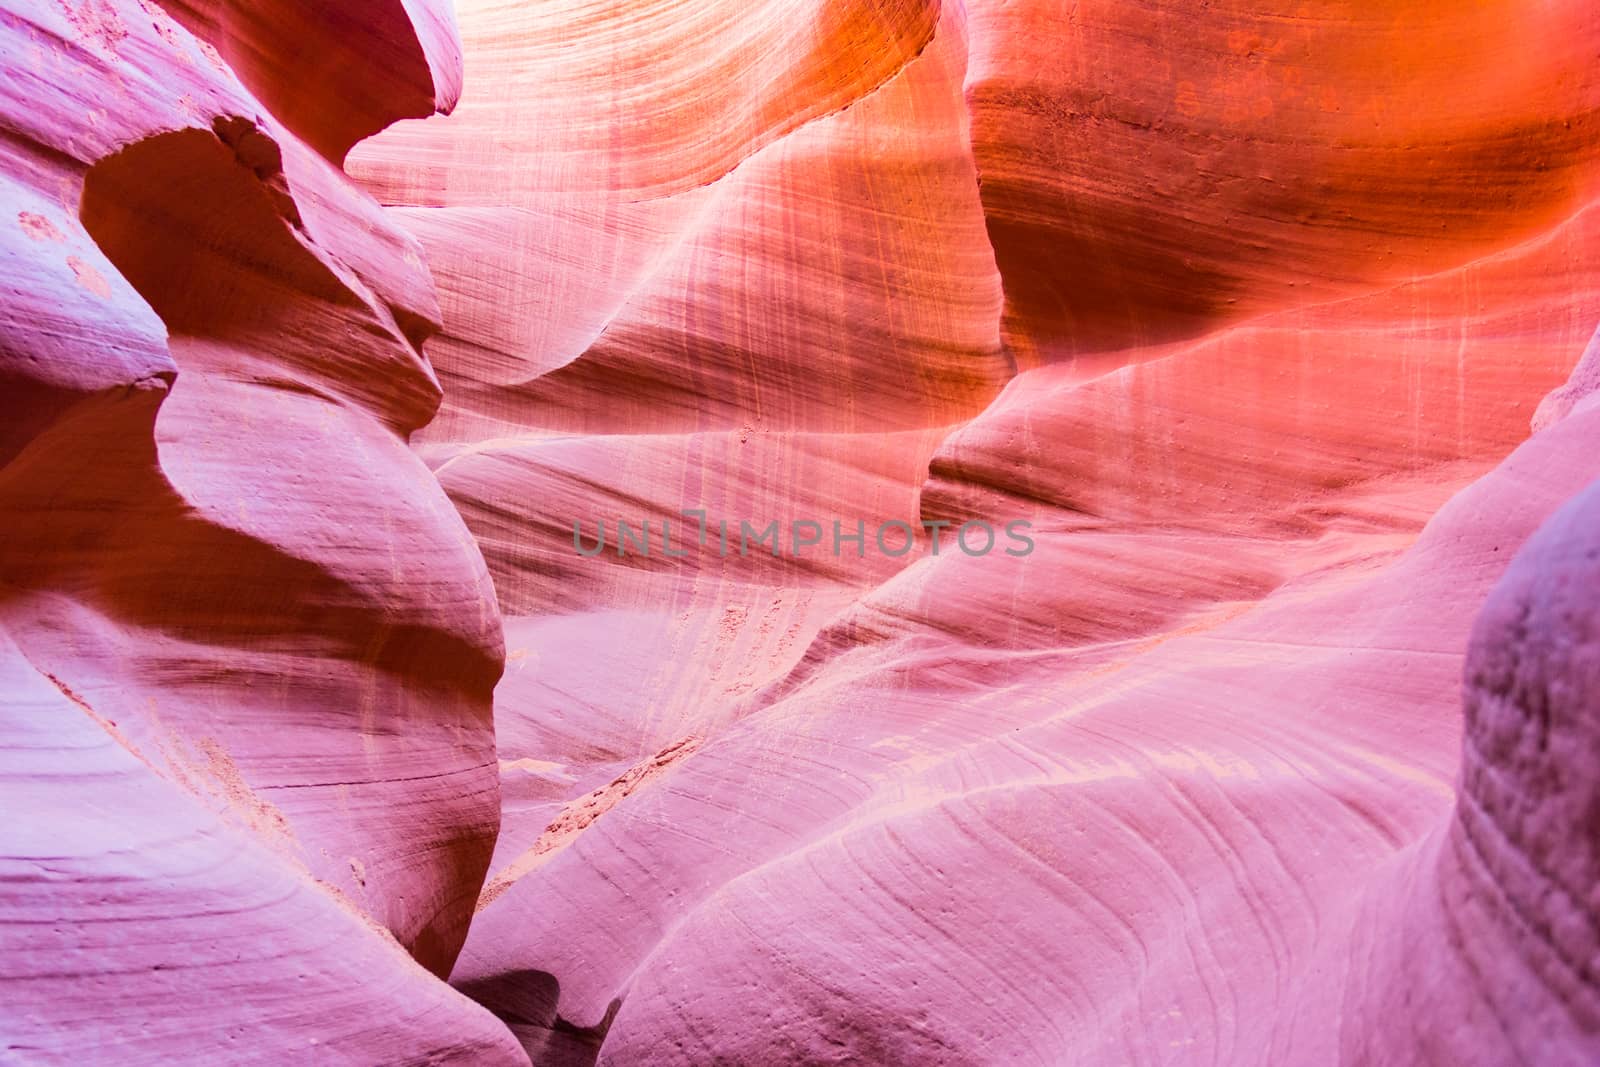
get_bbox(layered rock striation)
[1,1,520,1061]
[344,0,1600,1062]
[4,0,1600,1063]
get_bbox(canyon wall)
[352,0,1600,1061]
[0,1,522,1061]
[3,0,1600,1063]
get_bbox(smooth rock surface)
[6,0,1600,1063]
[347,0,1600,1062]
[0,0,522,1061]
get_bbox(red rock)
[157,0,463,162]
[964,0,1600,361]
[6,0,1600,1062]
[352,0,1600,1059]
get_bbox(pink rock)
[0,0,520,1060]
[6,0,1600,1062]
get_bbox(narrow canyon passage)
[3,0,1600,1064]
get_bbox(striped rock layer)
[4,0,1600,1064]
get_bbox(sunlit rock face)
[965,0,1600,361]
[342,0,1600,1062]
[5,0,1600,1063]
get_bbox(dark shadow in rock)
[455,970,622,1067]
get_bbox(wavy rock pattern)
[344,0,1600,1063]
[7,0,1600,1063]
[0,0,521,1061]
[964,0,1600,360]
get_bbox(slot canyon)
[2,0,1600,1063]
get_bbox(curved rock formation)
[7,0,1600,1063]
[1281,447,1600,1067]
[964,0,1600,360]
[156,0,464,162]
[349,0,1600,1061]
[0,0,520,1061]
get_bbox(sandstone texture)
[5,0,1600,1064]
[0,0,520,1061]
